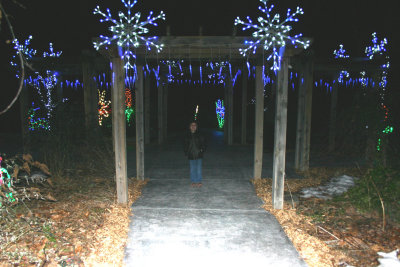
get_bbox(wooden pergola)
[84,35,314,209]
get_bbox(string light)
[0,157,15,205]
[10,35,37,78]
[333,44,349,58]
[234,0,310,72]
[26,71,58,129]
[333,44,350,84]
[98,89,111,126]
[43,43,62,58]
[194,105,199,121]
[28,102,49,131]
[125,88,135,124]
[365,33,392,151]
[215,99,225,129]
[93,0,166,69]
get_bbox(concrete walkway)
[125,130,307,267]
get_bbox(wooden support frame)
[328,80,338,152]
[111,57,128,204]
[295,59,314,172]
[272,57,289,210]
[253,65,264,179]
[158,83,164,144]
[241,67,248,145]
[227,80,234,145]
[82,59,98,133]
[145,75,151,144]
[163,84,168,141]
[136,66,145,180]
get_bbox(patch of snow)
[300,175,357,200]
[378,250,400,267]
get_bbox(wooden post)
[111,57,128,204]
[303,61,314,171]
[136,66,145,180]
[82,59,98,133]
[163,84,168,141]
[253,66,264,179]
[295,66,306,171]
[158,82,164,144]
[294,60,314,172]
[227,80,233,145]
[224,84,228,144]
[19,85,30,153]
[328,80,338,152]
[241,67,248,144]
[272,57,289,210]
[144,75,151,144]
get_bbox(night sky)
[0,0,399,132]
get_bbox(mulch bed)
[0,173,146,266]
[252,167,400,267]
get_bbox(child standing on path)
[184,121,206,187]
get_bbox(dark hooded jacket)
[184,130,206,160]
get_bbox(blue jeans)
[189,159,202,183]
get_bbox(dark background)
[1,0,399,137]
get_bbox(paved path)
[125,130,307,266]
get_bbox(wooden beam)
[328,81,338,152]
[136,66,145,180]
[82,59,98,133]
[224,84,228,144]
[295,66,306,171]
[253,65,264,179]
[241,68,248,145]
[158,82,164,144]
[272,57,289,210]
[303,61,314,171]
[144,75,151,144]
[227,80,234,145]
[294,60,314,172]
[111,57,128,204]
[163,84,168,141]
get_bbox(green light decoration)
[28,103,50,131]
[377,138,382,152]
[0,157,16,206]
[125,88,135,125]
[215,99,225,129]
[382,126,393,134]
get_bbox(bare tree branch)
[0,2,25,115]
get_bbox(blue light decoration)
[27,102,49,131]
[365,33,390,103]
[365,32,387,60]
[26,71,58,128]
[215,99,225,129]
[43,43,62,58]
[333,44,350,84]
[333,44,349,59]
[364,32,391,151]
[10,36,37,78]
[93,0,166,70]
[234,0,310,72]
[153,65,161,87]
